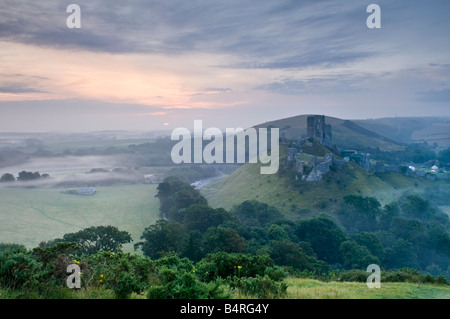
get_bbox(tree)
[339,240,380,270]
[17,171,38,181]
[231,200,284,227]
[352,232,385,261]
[136,220,188,259]
[55,225,132,255]
[389,217,427,245]
[383,239,418,269]
[401,195,435,221]
[295,213,347,264]
[156,176,207,221]
[202,226,247,254]
[269,239,328,272]
[0,173,15,182]
[183,204,237,233]
[339,195,382,232]
[378,202,400,230]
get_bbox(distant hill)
[254,114,405,152]
[353,117,450,148]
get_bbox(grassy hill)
[203,114,449,219]
[201,145,445,220]
[353,116,450,147]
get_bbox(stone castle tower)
[306,115,332,148]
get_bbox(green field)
[0,184,161,252]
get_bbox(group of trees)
[337,194,450,273]
[0,171,50,182]
[1,176,449,299]
[137,177,450,279]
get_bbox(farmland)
[0,184,160,252]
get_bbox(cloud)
[418,89,450,103]
[0,0,380,68]
[0,84,45,94]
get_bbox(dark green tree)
[231,200,284,227]
[269,239,328,272]
[339,240,380,270]
[0,173,15,182]
[136,220,189,259]
[202,226,247,254]
[339,195,382,232]
[183,204,237,233]
[17,171,39,181]
[401,195,435,221]
[54,225,131,255]
[156,176,207,221]
[352,232,385,261]
[295,213,347,264]
[383,239,418,269]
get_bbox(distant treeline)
[0,171,50,182]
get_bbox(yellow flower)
[100,274,104,278]
[237,266,242,269]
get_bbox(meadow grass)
[283,278,450,299]
[0,184,161,252]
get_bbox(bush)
[0,251,42,289]
[195,252,280,281]
[147,270,228,299]
[229,275,287,299]
[86,251,155,298]
[338,269,368,283]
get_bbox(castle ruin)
[307,115,333,148]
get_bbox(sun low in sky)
[0,0,449,132]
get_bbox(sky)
[0,0,450,132]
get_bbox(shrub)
[0,251,42,289]
[229,275,287,299]
[147,270,228,299]
[195,252,279,281]
[338,269,368,283]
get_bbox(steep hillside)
[254,114,405,152]
[201,152,437,221]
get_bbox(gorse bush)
[229,275,287,299]
[195,252,284,281]
[147,270,228,299]
[0,250,42,290]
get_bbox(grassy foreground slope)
[283,278,450,299]
[0,184,160,252]
[2,277,448,299]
